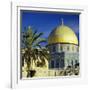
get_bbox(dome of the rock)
[48,25,78,45]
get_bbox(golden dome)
[48,25,78,45]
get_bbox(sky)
[21,10,79,47]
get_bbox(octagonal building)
[47,20,79,69]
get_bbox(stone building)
[47,21,79,70]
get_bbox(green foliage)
[21,26,49,77]
[22,26,47,49]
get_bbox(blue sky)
[21,10,79,46]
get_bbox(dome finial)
[61,18,64,26]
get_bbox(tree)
[21,26,49,77]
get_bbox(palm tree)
[21,26,49,77]
[36,47,49,67]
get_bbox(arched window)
[67,59,69,66]
[56,60,59,68]
[75,60,78,64]
[72,46,74,51]
[60,59,64,68]
[60,46,63,51]
[52,45,56,52]
[51,60,54,68]
[67,46,69,51]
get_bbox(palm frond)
[32,38,47,48]
[32,30,37,37]
[31,32,43,45]
[21,26,49,77]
